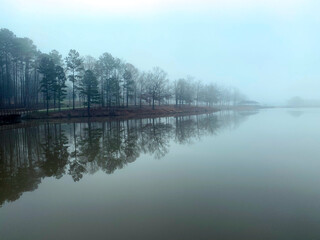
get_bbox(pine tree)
[38,55,56,115]
[65,49,83,110]
[78,70,100,116]
[123,68,133,107]
[55,65,67,111]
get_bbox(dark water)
[1,109,320,240]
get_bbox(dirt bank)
[23,105,218,120]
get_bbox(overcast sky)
[1,0,320,104]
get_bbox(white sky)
[6,0,309,15]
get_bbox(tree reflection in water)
[0,111,255,206]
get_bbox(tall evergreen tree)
[78,70,100,116]
[38,55,56,115]
[49,50,63,66]
[55,65,67,111]
[65,49,83,110]
[96,53,115,107]
[0,29,15,106]
[123,68,133,107]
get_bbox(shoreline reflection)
[0,111,254,206]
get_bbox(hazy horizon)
[1,0,320,105]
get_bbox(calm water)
[1,108,320,240]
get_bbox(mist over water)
[1,108,320,239]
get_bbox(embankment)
[23,105,218,120]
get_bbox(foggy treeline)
[0,28,246,112]
[0,111,252,206]
[287,96,320,108]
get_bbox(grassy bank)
[23,105,218,120]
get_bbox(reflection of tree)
[217,110,258,131]
[175,116,198,144]
[99,121,128,174]
[78,123,102,163]
[69,122,102,181]
[197,114,220,135]
[40,123,69,179]
[0,111,251,206]
[287,110,304,118]
[139,118,172,159]
[0,124,68,206]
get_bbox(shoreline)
[22,105,218,120]
[0,106,218,129]
[0,105,265,129]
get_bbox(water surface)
[1,109,320,239]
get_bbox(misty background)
[1,0,320,105]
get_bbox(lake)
[1,108,320,239]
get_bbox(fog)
[1,0,320,104]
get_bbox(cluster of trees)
[0,28,246,114]
[0,111,250,206]
[287,96,320,108]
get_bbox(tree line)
[0,28,247,114]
